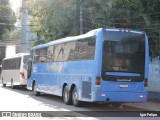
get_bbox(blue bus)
[27,28,149,107]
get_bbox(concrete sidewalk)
[124,100,160,111]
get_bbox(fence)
[148,57,160,99]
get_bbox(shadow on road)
[0,85,149,118]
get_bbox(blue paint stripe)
[105,72,141,77]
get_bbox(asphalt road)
[0,84,159,120]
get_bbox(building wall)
[148,57,160,99]
[5,45,16,58]
[148,57,160,92]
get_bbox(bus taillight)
[96,76,101,87]
[144,79,148,87]
[20,72,25,79]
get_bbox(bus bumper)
[93,91,148,102]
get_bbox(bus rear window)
[2,57,21,70]
[102,31,145,82]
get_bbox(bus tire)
[2,79,6,87]
[33,82,40,96]
[72,87,81,107]
[2,83,6,87]
[63,86,72,105]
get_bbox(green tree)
[0,0,16,40]
[26,0,160,57]
[0,0,16,62]
[26,0,79,42]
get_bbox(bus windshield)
[102,31,145,82]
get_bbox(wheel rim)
[72,90,78,104]
[34,84,36,92]
[64,88,69,103]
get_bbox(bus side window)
[87,37,96,60]
[47,46,55,62]
[34,49,40,63]
[3,60,6,70]
[54,44,65,62]
[40,47,47,62]
[15,58,21,69]
[63,42,76,61]
[75,39,88,60]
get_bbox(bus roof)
[2,53,30,60]
[33,28,102,49]
[33,28,145,50]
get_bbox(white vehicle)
[1,53,30,88]
[0,65,2,78]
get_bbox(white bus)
[0,65,2,77]
[1,53,30,88]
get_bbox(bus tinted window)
[16,58,21,69]
[102,31,145,82]
[47,46,55,62]
[33,37,95,63]
[75,37,96,60]
[75,40,88,60]
[64,42,76,61]
[54,44,65,62]
[87,37,96,59]
[39,47,47,62]
[34,49,40,63]
[2,57,21,70]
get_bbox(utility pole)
[78,0,83,34]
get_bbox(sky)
[9,0,22,13]
[9,0,22,27]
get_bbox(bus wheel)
[33,82,40,96]
[63,86,72,105]
[72,87,81,107]
[2,80,6,87]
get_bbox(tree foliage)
[0,0,16,62]
[0,0,16,40]
[26,0,160,57]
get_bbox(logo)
[117,79,131,82]
[2,112,11,117]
